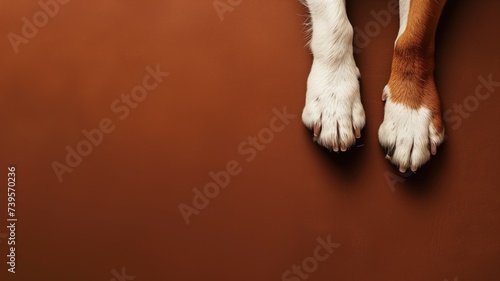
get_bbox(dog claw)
[333,144,339,152]
[313,123,321,138]
[382,92,388,101]
[431,143,437,155]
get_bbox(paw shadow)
[305,126,367,181]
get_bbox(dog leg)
[378,0,447,172]
[302,0,365,152]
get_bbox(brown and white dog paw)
[378,84,445,172]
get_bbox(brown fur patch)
[387,0,447,134]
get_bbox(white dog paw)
[378,86,445,172]
[302,59,365,152]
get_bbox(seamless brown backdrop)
[1,0,499,280]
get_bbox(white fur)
[378,86,444,171]
[302,0,365,150]
[396,0,411,43]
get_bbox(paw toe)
[351,99,366,137]
[410,141,431,171]
[429,122,445,155]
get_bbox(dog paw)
[302,59,365,152]
[378,85,445,172]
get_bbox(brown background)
[1,0,499,280]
